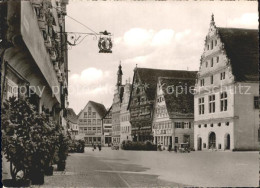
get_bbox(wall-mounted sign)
[98,30,112,53]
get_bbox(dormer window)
[211,41,214,50]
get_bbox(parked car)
[178,143,191,153]
[111,143,119,150]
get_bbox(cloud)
[175,29,191,41]
[69,67,110,85]
[151,29,174,46]
[227,13,258,28]
[123,28,153,46]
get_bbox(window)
[207,45,209,50]
[175,122,182,128]
[84,112,87,118]
[216,56,219,63]
[226,122,229,126]
[175,137,178,143]
[220,72,226,80]
[210,123,214,127]
[218,122,221,127]
[200,79,204,86]
[87,119,91,125]
[198,124,201,128]
[209,95,215,113]
[211,58,213,67]
[210,75,214,84]
[199,97,205,115]
[211,40,213,49]
[254,96,259,109]
[220,92,228,111]
[206,61,208,67]
[204,124,207,128]
[88,107,92,112]
[184,122,189,129]
[215,40,217,46]
[92,112,96,118]
[97,119,101,125]
[92,119,96,125]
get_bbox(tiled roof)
[89,101,107,118]
[66,108,78,124]
[218,27,259,82]
[160,77,196,119]
[136,68,198,101]
[102,105,112,119]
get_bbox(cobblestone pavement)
[39,148,183,187]
[37,148,258,187]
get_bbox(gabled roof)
[78,101,107,118]
[217,27,258,82]
[89,101,107,118]
[66,108,78,124]
[136,68,198,101]
[102,105,112,119]
[159,77,196,119]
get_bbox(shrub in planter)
[56,133,69,171]
[121,140,157,151]
[1,97,60,185]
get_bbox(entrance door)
[197,137,202,150]
[225,134,230,150]
[208,132,216,149]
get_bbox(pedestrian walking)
[98,144,101,151]
[92,143,96,151]
[168,144,172,152]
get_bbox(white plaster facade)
[194,16,259,151]
[120,82,132,143]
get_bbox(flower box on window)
[44,36,52,49]
[38,20,46,30]
[56,70,61,77]
[53,62,59,71]
[31,0,43,7]
[50,51,57,61]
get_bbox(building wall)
[129,73,153,142]
[194,18,259,151]
[233,82,259,150]
[120,83,132,143]
[112,87,121,144]
[153,80,194,150]
[78,102,103,145]
[102,108,112,146]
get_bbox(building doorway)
[208,132,216,149]
[197,137,202,150]
[225,134,230,150]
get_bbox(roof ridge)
[217,27,258,31]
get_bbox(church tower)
[117,61,123,88]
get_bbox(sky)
[65,1,258,114]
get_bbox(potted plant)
[57,133,69,171]
[1,97,60,185]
